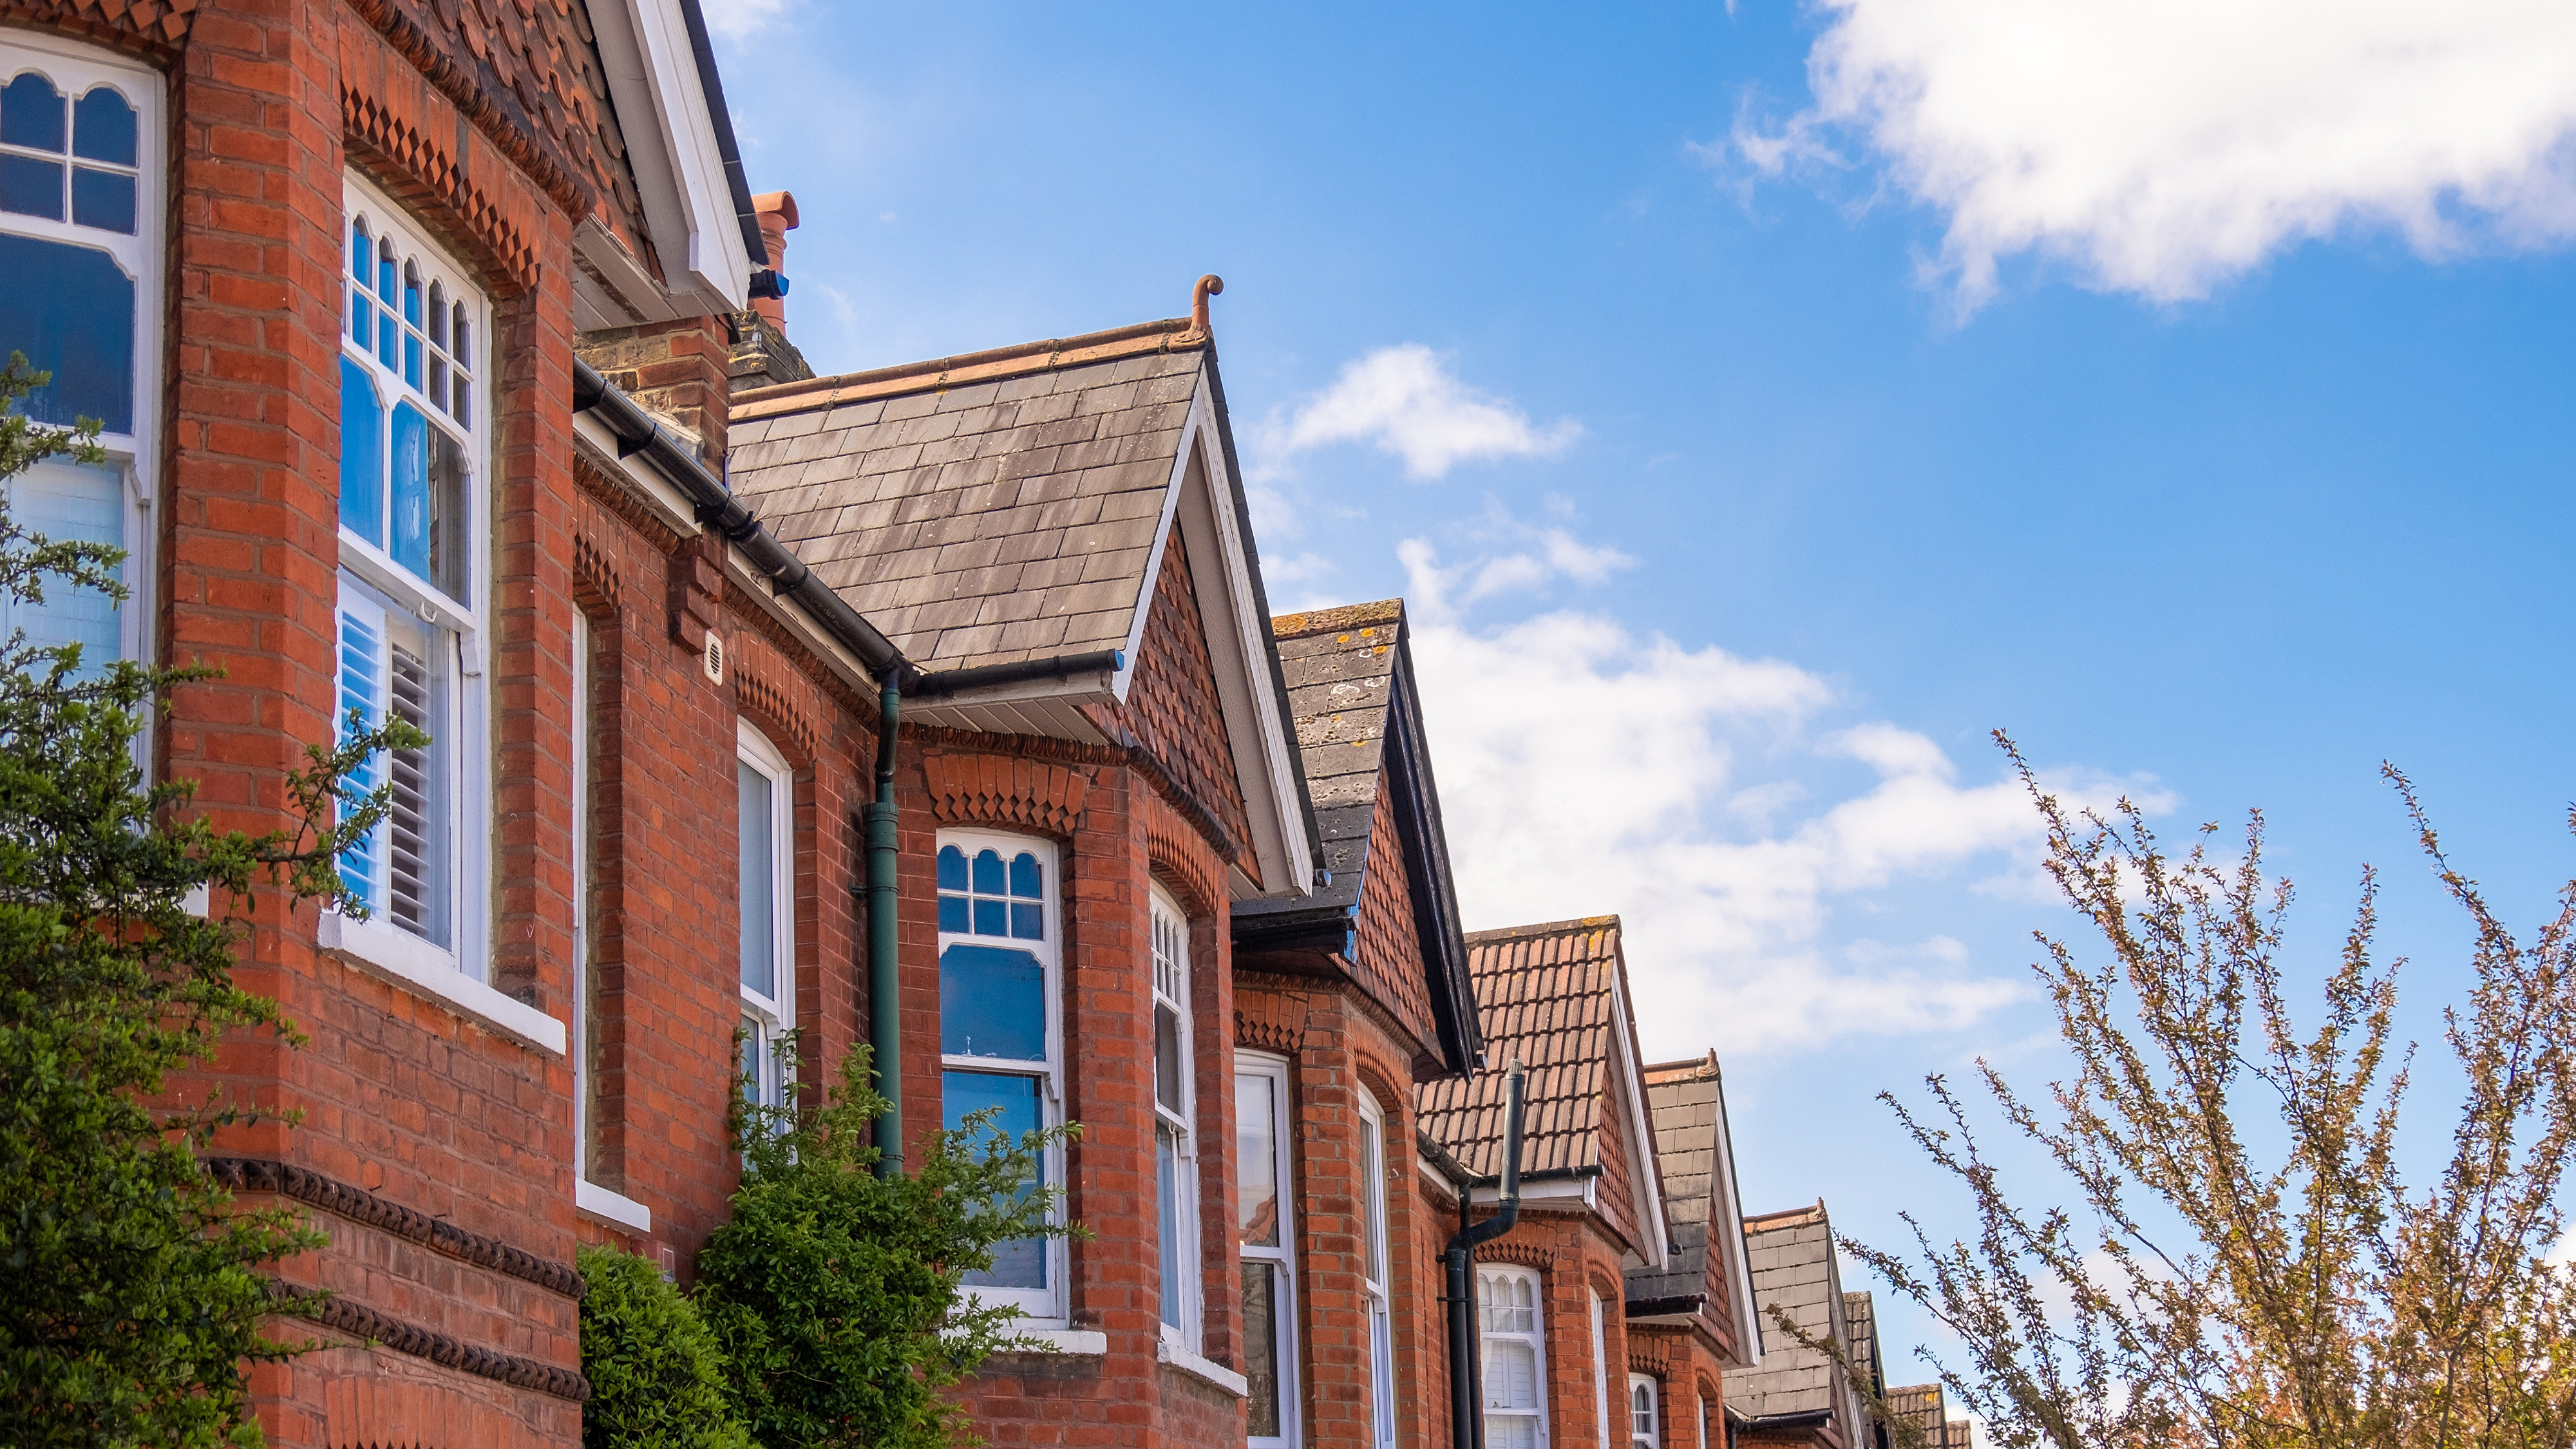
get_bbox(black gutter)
[573,359,915,691]
[1625,1293,1705,1320]
[1444,1059,1526,1449]
[673,0,770,269]
[909,649,1124,699]
[1231,904,1359,959]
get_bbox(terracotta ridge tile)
[1271,598,1405,638]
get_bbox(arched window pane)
[427,281,446,346]
[737,761,776,998]
[402,261,422,325]
[938,844,968,889]
[1,72,65,150]
[339,357,383,545]
[71,86,135,165]
[375,236,395,301]
[972,848,1005,895]
[1009,851,1042,899]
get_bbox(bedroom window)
[0,37,158,686]
[939,829,1065,1321]
[1481,1265,1549,1449]
[1151,884,1200,1347]
[334,172,487,977]
[1238,1052,1299,1448]
[1629,1374,1661,1449]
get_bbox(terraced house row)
[0,1,1942,1444]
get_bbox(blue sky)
[706,0,2576,1399]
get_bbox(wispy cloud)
[1398,502,1634,621]
[1257,345,1581,480]
[1720,0,2576,312]
[701,0,791,43]
[1400,533,2165,1053]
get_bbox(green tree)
[694,1045,1081,1449]
[577,1244,752,1449]
[0,354,424,1448]
[1855,736,2576,1449]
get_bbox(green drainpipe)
[867,674,904,1177]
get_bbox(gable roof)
[1626,1051,1763,1366]
[1233,600,1477,1075]
[1727,1202,1870,1438]
[1416,916,1667,1265]
[724,314,1318,898]
[1888,1385,1973,1448]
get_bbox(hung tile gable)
[1090,530,1255,871]
[1627,1054,1746,1350]
[1352,773,1443,1063]
[1727,1202,1866,1434]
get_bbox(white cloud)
[701,0,791,42]
[1728,0,2576,310]
[1401,565,2169,1052]
[1397,504,1635,621]
[1258,345,1582,480]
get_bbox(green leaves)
[694,1046,1081,1449]
[578,1245,752,1449]
[0,354,412,1448]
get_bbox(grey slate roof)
[725,320,1208,671]
[1627,1056,1724,1305]
[1726,1202,1866,1434]
[1233,599,1478,1073]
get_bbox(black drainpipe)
[1446,1059,1526,1449]
[866,674,902,1175]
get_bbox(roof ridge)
[1464,914,1622,944]
[1643,1049,1723,1083]
[1272,598,1405,639]
[1743,1199,1830,1230]
[730,315,1204,421]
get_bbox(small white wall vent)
[703,632,725,685]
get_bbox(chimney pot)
[750,190,799,329]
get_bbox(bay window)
[334,172,487,980]
[1629,1374,1662,1449]
[1479,1265,1549,1449]
[737,723,795,1110]
[1151,884,1200,1347]
[0,37,158,683]
[1237,1052,1300,1448]
[1359,1086,1397,1449]
[938,829,1063,1320]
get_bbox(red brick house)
[1231,599,1482,1449]
[1627,1052,1765,1448]
[1421,916,1736,1449]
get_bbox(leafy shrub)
[694,1046,1079,1449]
[576,1244,751,1449]
[0,352,420,1448]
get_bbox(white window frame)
[937,826,1066,1323]
[737,722,796,1112]
[1236,1050,1300,1449]
[1150,882,1201,1349]
[573,612,648,1231]
[1696,1387,1710,1449]
[329,169,491,992]
[1592,1290,1613,1449]
[0,34,162,732]
[1358,1085,1398,1449]
[1629,1372,1661,1449]
[1478,1263,1550,1449]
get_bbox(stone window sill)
[319,913,565,1056]
[577,1180,652,1234]
[1157,1338,1248,1397]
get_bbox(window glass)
[1236,1071,1278,1246]
[945,1069,1045,1289]
[1243,1262,1283,1437]
[0,459,120,674]
[939,944,1045,1059]
[0,233,132,430]
[937,843,1043,939]
[737,760,775,998]
[1630,1376,1660,1449]
[1359,1090,1396,1449]
[1481,1266,1548,1449]
[1238,1053,1298,1449]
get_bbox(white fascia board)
[585,0,752,314]
[1125,372,1310,902]
[1608,968,1672,1269]
[573,413,704,539]
[1709,1070,1766,1367]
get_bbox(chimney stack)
[752,190,797,330]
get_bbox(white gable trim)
[1707,1070,1765,1367]
[1607,967,1672,1270]
[1112,366,1312,902]
[583,0,752,316]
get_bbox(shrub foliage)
[0,355,420,1448]
[576,1244,751,1449]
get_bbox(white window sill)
[319,913,565,1056]
[576,1179,652,1234]
[998,1327,1108,1356]
[1157,1338,1248,1397]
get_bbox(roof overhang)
[1380,652,1480,1074]
[1709,1068,1766,1367]
[581,0,757,319]
[1112,360,1316,901]
[1606,964,1672,1270]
